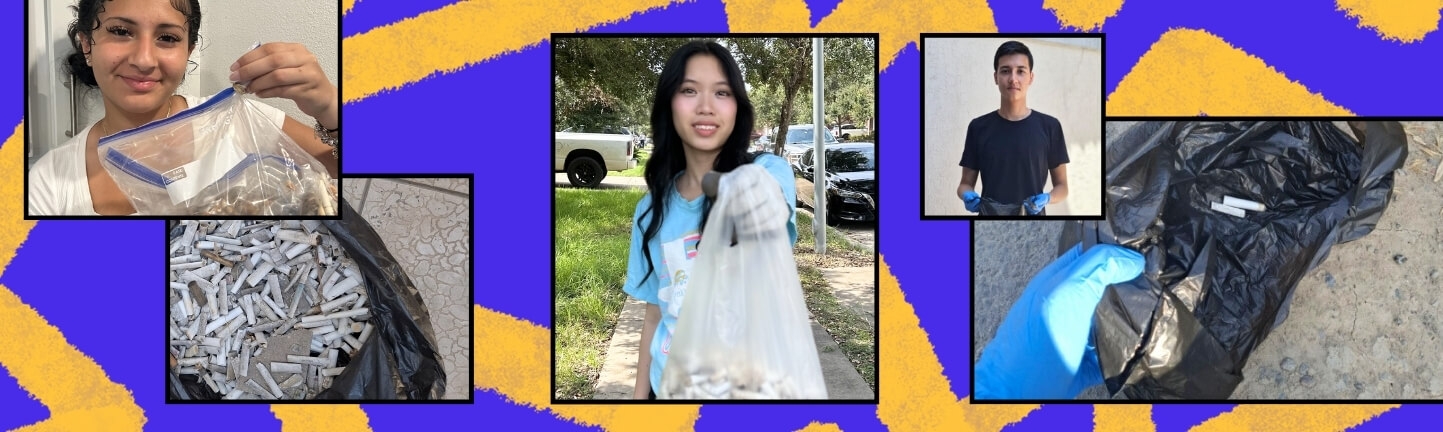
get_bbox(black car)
[792,143,876,225]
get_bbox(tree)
[732,38,813,156]
[552,38,689,132]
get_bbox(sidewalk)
[593,266,876,400]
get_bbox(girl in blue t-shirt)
[621,40,798,399]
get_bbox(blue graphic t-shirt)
[621,153,798,395]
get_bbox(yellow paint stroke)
[797,421,843,432]
[725,0,998,69]
[874,257,1038,432]
[0,125,145,432]
[344,0,996,104]
[1107,28,1354,116]
[343,0,356,16]
[1,124,37,277]
[342,0,680,103]
[1043,0,1125,31]
[0,284,146,431]
[1337,0,1443,43]
[474,305,702,431]
[1094,405,1155,432]
[1191,405,1399,432]
[272,405,372,432]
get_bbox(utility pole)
[811,37,827,256]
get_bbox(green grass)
[792,212,877,393]
[554,188,646,400]
[795,211,868,254]
[613,150,649,177]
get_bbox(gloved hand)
[1024,192,1050,215]
[961,190,981,213]
[713,164,790,239]
[974,243,1145,399]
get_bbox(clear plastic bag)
[658,166,827,399]
[98,87,336,216]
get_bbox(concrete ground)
[342,178,472,400]
[973,121,1443,400]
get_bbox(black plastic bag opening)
[1062,121,1406,399]
[167,198,448,400]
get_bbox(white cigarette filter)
[1223,195,1267,212]
[1211,202,1247,218]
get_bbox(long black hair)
[65,0,203,88]
[638,39,757,282]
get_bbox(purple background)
[5,0,1441,430]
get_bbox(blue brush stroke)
[696,404,886,432]
[1154,404,1237,432]
[1349,405,1433,431]
[365,390,599,431]
[1101,0,1443,115]
[805,0,846,28]
[0,363,49,431]
[1003,404,1092,431]
[876,43,974,399]
[343,0,467,38]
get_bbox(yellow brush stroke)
[1094,405,1155,432]
[874,257,1039,432]
[1043,0,1125,31]
[1337,0,1442,43]
[725,0,999,69]
[1107,28,1353,116]
[1192,405,1399,431]
[1,124,37,278]
[342,0,679,103]
[272,405,372,431]
[474,305,702,430]
[797,421,843,432]
[343,0,356,16]
[0,284,146,431]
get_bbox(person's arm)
[634,303,661,399]
[230,42,340,178]
[957,166,979,199]
[1046,164,1068,204]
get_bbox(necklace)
[100,97,173,138]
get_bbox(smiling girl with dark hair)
[621,39,798,399]
[28,0,340,215]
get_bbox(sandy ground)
[973,121,1443,400]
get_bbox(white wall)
[27,0,339,165]
[922,38,1103,216]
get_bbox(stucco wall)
[922,37,1102,216]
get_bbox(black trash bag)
[1059,121,1406,399]
[167,198,447,400]
[977,197,1025,216]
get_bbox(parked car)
[831,123,869,141]
[778,124,839,166]
[555,128,637,188]
[792,142,876,225]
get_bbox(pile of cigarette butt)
[169,220,370,400]
[662,360,802,399]
[196,176,337,216]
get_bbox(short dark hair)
[993,40,1032,71]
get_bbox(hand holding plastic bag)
[975,244,1144,399]
[660,165,826,399]
[99,87,336,216]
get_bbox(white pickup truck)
[832,123,869,141]
[555,131,637,188]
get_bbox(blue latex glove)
[1024,192,1050,215]
[961,190,981,213]
[974,243,1145,399]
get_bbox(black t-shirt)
[958,110,1069,206]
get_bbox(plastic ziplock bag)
[1062,121,1406,399]
[167,198,448,400]
[99,87,336,216]
[658,168,827,399]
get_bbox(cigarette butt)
[1211,202,1247,218]
[1222,196,1266,212]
